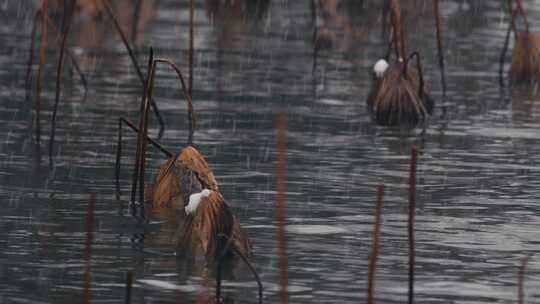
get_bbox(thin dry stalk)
[367,185,384,304]
[408,146,417,304]
[130,48,154,204]
[215,229,262,303]
[41,9,88,90]
[115,116,172,198]
[500,14,514,85]
[134,57,197,204]
[35,0,49,145]
[101,0,164,133]
[138,60,157,204]
[518,256,529,304]
[276,112,288,304]
[389,0,405,60]
[231,244,263,304]
[49,0,76,160]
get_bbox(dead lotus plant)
[367,0,435,127]
[114,49,253,263]
[501,0,540,84]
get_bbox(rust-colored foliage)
[511,31,540,83]
[178,190,251,260]
[502,0,540,84]
[367,65,433,127]
[147,146,219,217]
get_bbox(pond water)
[1,0,540,303]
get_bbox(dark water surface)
[1,0,540,303]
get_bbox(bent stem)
[367,185,384,304]
[154,59,196,146]
[41,9,88,91]
[404,52,425,99]
[216,234,263,304]
[49,0,76,161]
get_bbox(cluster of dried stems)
[25,0,162,162]
[24,1,536,303]
[367,0,441,128]
[24,1,261,302]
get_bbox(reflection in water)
[2,0,540,303]
[205,0,270,49]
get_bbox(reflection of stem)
[82,194,96,304]
[102,0,165,134]
[408,147,417,304]
[35,0,49,145]
[38,10,88,90]
[131,0,142,42]
[433,0,447,94]
[276,113,288,304]
[367,185,384,304]
[50,0,76,161]
[189,0,194,97]
[508,0,516,34]
[25,11,41,103]
[125,271,133,304]
[518,256,529,304]
[515,0,529,33]
[499,16,513,87]
[311,0,317,81]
